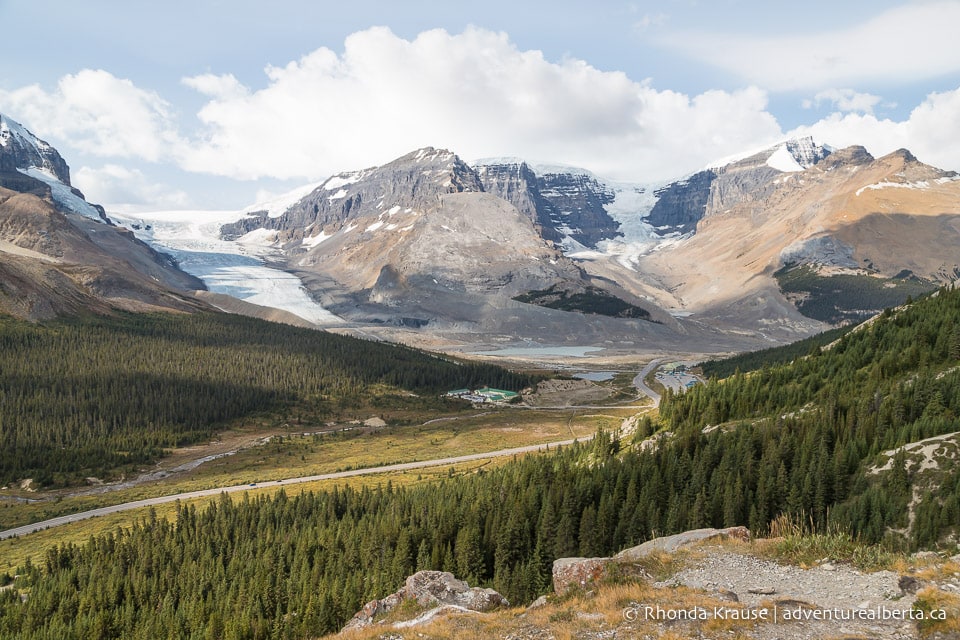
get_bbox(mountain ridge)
[0,112,207,320]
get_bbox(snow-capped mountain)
[629,144,960,329]
[223,148,584,302]
[0,113,70,185]
[212,147,705,346]
[0,113,106,222]
[644,137,833,236]
[0,112,205,319]
[208,136,960,346]
[13,118,953,350]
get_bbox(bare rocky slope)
[474,160,622,248]
[0,187,206,319]
[627,146,960,331]
[0,113,207,320]
[220,148,754,351]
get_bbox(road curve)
[633,358,662,408]
[0,438,586,541]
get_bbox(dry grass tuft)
[913,586,960,637]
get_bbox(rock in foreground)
[552,526,751,596]
[341,570,508,632]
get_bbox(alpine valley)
[97,126,960,359]
[6,105,960,640]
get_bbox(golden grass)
[913,586,960,637]
[329,572,763,640]
[903,558,960,583]
[0,408,602,531]
[0,458,506,575]
[751,513,901,571]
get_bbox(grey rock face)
[614,526,751,561]
[646,137,832,236]
[222,147,483,241]
[817,145,874,170]
[646,169,718,235]
[475,162,621,248]
[402,571,507,611]
[706,163,783,214]
[0,114,72,186]
[341,570,508,631]
[550,527,752,598]
[780,236,859,270]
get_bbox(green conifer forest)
[3,287,960,638]
[0,312,536,487]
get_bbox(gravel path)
[655,548,920,639]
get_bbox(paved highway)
[0,438,583,540]
[2,361,664,541]
[632,358,662,407]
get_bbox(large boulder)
[400,570,507,611]
[615,526,751,562]
[341,570,508,632]
[551,527,752,597]
[551,557,611,597]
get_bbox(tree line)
[0,312,537,487]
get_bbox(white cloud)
[181,74,249,100]
[633,12,668,31]
[73,164,190,210]
[790,86,960,170]
[659,1,960,91]
[0,70,182,161]
[803,89,883,114]
[8,25,960,191]
[174,26,783,182]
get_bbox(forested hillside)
[4,287,960,639]
[699,325,851,378]
[0,312,536,487]
[660,286,960,542]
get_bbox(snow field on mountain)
[109,209,342,325]
[17,167,105,221]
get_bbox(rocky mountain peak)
[222,147,484,241]
[784,136,832,168]
[817,145,875,170]
[474,159,621,248]
[645,137,832,237]
[0,113,72,186]
[886,147,918,164]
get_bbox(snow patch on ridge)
[18,167,103,221]
[0,115,50,151]
[766,146,804,172]
[243,181,323,218]
[302,231,332,248]
[855,181,932,197]
[323,173,360,191]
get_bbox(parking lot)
[654,368,702,393]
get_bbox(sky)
[1,0,959,211]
